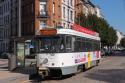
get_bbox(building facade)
[75,0,102,18]
[36,0,75,35]
[0,0,11,53]
[61,0,75,29]
[24,0,75,35]
[116,31,124,46]
[9,0,75,53]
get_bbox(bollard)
[8,54,17,71]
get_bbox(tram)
[34,24,101,77]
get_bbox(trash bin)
[8,54,17,71]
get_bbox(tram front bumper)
[38,67,49,77]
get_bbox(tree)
[120,37,125,47]
[75,13,118,47]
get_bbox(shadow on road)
[29,73,74,83]
[84,69,125,83]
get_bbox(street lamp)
[18,0,21,37]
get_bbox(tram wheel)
[77,65,84,73]
[96,60,100,66]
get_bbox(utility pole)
[18,0,21,37]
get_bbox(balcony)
[37,11,48,19]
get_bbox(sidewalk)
[0,59,8,65]
[0,71,29,83]
[0,66,37,83]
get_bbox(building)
[75,0,102,18]
[0,0,11,53]
[112,30,124,50]
[116,31,124,46]
[22,0,75,36]
[10,0,19,37]
[94,6,103,18]
[36,0,75,35]
[9,0,75,54]
[61,0,75,29]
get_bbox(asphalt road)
[1,51,125,83]
[23,52,125,83]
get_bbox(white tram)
[35,26,101,77]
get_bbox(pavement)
[0,53,125,83]
[0,57,108,83]
[0,59,36,83]
[0,71,29,83]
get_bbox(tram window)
[93,41,100,51]
[82,41,86,52]
[85,40,93,52]
[74,40,81,52]
[59,36,65,52]
[66,36,72,52]
[81,38,86,52]
[39,36,61,53]
[71,36,75,52]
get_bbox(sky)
[92,0,125,34]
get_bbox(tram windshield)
[38,36,65,53]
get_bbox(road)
[23,52,125,83]
[1,52,125,83]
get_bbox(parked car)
[101,49,113,56]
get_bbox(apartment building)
[75,0,102,18]
[9,0,75,54]
[0,0,11,53]
[61,0,75,28]
[22,0,75,35]
[36,0,75,35]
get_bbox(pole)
[18,0,21,37]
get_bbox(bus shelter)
[8,37,35,71]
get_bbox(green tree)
[120,37,125,47]
[75,13,117,47]
[107,27,118,46]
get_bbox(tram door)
[16,43,25,67]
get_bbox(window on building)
[31,21,34,33]
[31,3,34,14]
[0,6,2,15]
[58,5,61,16]
[40,21,46,29]
[63,6,65,18]
[53,2,55,15]
[63,23,65,28]
[70,11,73,21]
[70,0,73,6]
[40,2,46,15]
[68,9,69,21]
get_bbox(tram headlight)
[42,58,48,64]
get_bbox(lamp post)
[18,0,21,37]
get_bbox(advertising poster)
[17,43,25,67]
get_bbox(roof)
[57,29,100,41]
